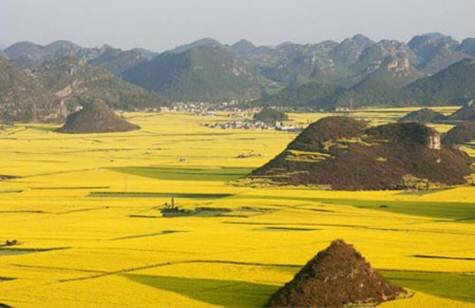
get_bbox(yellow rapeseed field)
[0,108,473,307]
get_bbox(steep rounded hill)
[56,100,139,134]
[267,240,407,307]
[399,108,446,123]
[253,108,288,125]
[252,117,472,190]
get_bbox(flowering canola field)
[0,109,474,307]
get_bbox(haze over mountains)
[1,32,475,122]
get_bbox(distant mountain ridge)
[230,33,473,89]
[2,33,475,107]
[89,46,157,76]
[4,40,157,75]
[5,40,95,67]
[409,33,468,73]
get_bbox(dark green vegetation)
[406,59,475,105]
[4,40,85,67]
[0,57,58,122]
[237,33,475,109]
[0,277,14,282]
[56,100,140,134]
[331,51,423,109]
[89,46,157,76]
[273,58,475,110]
[252,117,473,190]
[408,33,469,74]
[1,33,474,124]
[444,122,475,144]
[275,265,475,303]
[267,240,406,307]
[126,274,278,307]
[124,43,265,102]
[110,230,182,241]
[257,59,475,110]
[240,34,475,109]
[0,247,69,256]
[412,255,475,261]
[285,116,367,152]
[124,265,474,307]
[161,207,232,218]
[399,108,447,123]
[0,175,19,181]
[0,53,164,122]
[263,226,318,232]
[382,270,475,303]
[89,192,233,199]
[314,198,475,221]
[253,108,288,125]
[229,194,475,221]
[4,40,157,72]
[35,56,164,111]
[110,166,252,182]
[248,40,350,86]
[3,33,475,112]
[255,83,344,109]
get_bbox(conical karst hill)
[57,100,139,134]
[267,240,407,307]
[398,108,446,123]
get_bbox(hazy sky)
[1,0,474,52]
